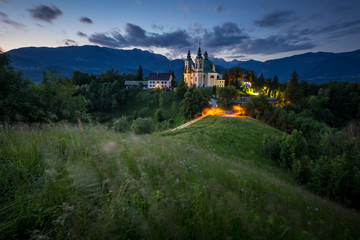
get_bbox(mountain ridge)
[6,45,360,83]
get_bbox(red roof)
[148,73,171,80]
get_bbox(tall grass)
[1,119,360,239]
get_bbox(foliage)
[112,116,131,132]
[175,77,188,102]
[216,86,239,105]
[154,108,164,122]
[0,54,89,123]
[264,122,360,209]
[136,65,143,80]
[181,87,209,119]
[131,117,154,134]
[285,71,303,103]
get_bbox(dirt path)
[170,116,204,131]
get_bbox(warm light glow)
[198,105,245,119]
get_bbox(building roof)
[203,59,216,73]
[148,73,172,80]
[125,81,147,86]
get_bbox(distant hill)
[6,45,360,83]
[212,50,360,83]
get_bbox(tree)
[285,71,303,103]
[181,88,209,119]
[170,70,177,89]
[223,67,245,87]
[175,77,188,102]
[217,86,239,105]
[136,65,143,80]
[271,75,280,98]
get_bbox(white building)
[148,73,173,89]
[183,47,225,88]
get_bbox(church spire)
[196,42,203,59]
[186,48,191,60]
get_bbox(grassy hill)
[1,117,360,239]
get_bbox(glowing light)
[197,105,245,119]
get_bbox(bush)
[154,108,164,122]
[112,116,130,132]
[131,117,154,134]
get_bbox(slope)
[1,117,359,239]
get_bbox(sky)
[1,0,360,61]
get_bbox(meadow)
[1,117,359,239]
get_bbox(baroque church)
[183,47,225,88]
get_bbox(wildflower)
[199,170,202,173]
[315,208,318,211]
[176,179,180,182]
[307,221,311,225]
[240,188,244,192]
[189,166,192,169]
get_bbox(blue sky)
[1,0,360,61]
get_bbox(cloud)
[239,35,315,55]
[151,24,164,31]
[88,23,191,49]
[64,39,78,46]
[0,12,25,28]
[27,4,62,23]
[79,17,93,24]
[203,22,248,48]
[0,0,9,3]
[77,31,87,37]
[215,5,223,14]
[88,21,318,57]
[255,10,296,28]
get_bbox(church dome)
[204,59,215,73]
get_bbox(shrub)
[112,116,130,132]
[131,117,154,134]
[154,108,164,122]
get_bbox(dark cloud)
[27,4,62,23]
[255,10,296,28]
[0,12,25,28]
[64,39,78,46]
[151,24,164,31]
[88,21,317,57]
[316,19,360,35]
[239,35,315,55]
[88,23,191,49]
[0,0,9,3]
[89,33,128,48]
[215,5,223,14]
[77,31,87,37]
[79,17,93,24]
[203,22,248,48]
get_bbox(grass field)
[1,117,359,239]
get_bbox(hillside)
[1,117,359,239]
[6,46,360,83]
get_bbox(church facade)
[183,47,225,88]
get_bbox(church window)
[200,63,202,68]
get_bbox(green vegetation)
[243,92,360,209]
[1,118,360,239]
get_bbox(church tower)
[194,45,205,87]
[183,49,193,86]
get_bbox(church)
[183,47,225,88]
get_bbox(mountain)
[213,50,360,83]
[6,45,360,83]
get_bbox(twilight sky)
[1,0,360,61]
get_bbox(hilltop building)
[183,47,225,88]
[148,72,173,89]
